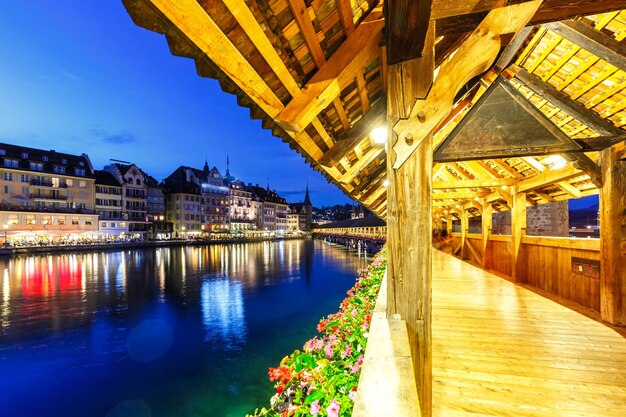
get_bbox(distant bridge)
[312,217,386,253]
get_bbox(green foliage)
[246,250,387,417]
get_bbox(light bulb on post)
[371,127,387,144]
[383,179,389,187]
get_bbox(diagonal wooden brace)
[392,0,543,170]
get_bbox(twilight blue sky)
[0,1,353,207]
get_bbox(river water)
[0,239,370,417]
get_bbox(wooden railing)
[448,232,602,313]
[313,226,387,241]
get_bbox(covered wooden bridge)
[121,0,626,415]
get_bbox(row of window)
[2,159,86,175]
[2,173,88,187]
[0,150,78,166]
[100,222,126,228]
[4,214,93,226]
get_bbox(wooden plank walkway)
[432,250,626,417]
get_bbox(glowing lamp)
[371,127,387,144]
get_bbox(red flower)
[268,366,292,385]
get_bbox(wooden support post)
[387,60,432,416]
[445,215,453,237]
[461,209,468,260]
[512,186,527,283]
[599,144,626,326]
[482,202,493,269]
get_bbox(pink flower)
[310,400,320,416]
[341,344,352,359]
[324,343,333,359]
[350,361,360,374]
[349,389,357,402]
[326,399,340,417]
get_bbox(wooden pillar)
[600,145,626,326]
[512,186,527,282]
[461,209,469,259]
[387,59,432,417]
[482,202,493,269]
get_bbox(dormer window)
[0,150,5,156]
[22,152,28,159]
[42,156,48,162]
[79,161,84,167]
[29,162,43,171]
[74,168,86,176]
[61,159,67,164]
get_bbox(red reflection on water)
[21,256,84,298]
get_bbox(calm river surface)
[0,239,370,417]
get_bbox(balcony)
[30,179,68,188]
[31,194,68,202]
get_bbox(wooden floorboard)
[432,250,626,417]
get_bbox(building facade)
[145,176,172,239]
[104,163,148,238]
[0,143,98,244]
[95,170,127,238]
[287,183,313,232]
[247,184,288,232]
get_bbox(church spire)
[226,155,230,176]
[303,180,312,206]
[203,157,209,174]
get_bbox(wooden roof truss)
[122,0,626,219]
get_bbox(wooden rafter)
[517,163,585,192]
[434,0,626,35]
[318,101,386,167]
[514,67,624,136]
[542,19,626,72]
[275,6,384,133]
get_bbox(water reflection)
[201,277,246,346]
[0,239,371,417]
[0,240,353,341]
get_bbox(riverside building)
[104,162,148,239]
[0,143,98,245]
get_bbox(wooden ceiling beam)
[337,0,355,35]
[287,0,326,67]
[435,0,626,36]
[514,67,624,136]
[354,164,387,196]
[494,26,534,73]
[542,19,626,72]
[517,163,585,192]
[433,190,490,200]
[319,101,386,167]
[275,6,384,133]
[339,148,385,183]
[434,178,517,189]
[386,0,433,65]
